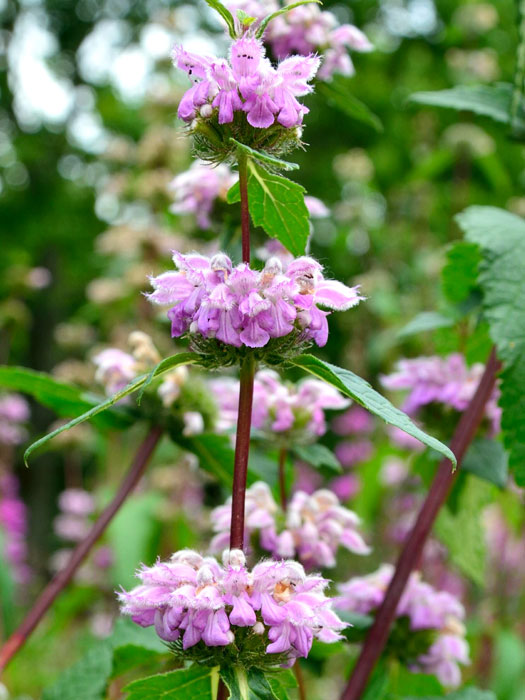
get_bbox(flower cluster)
[175,37,320,130]
[227,0,373,81]
[210,482,370,568]
[0,474,31,585]
[209,369,349,441]
[118,548,346,666]
[337,565,469,687]
[168,161,237,229]
[381,353,501,434]
[51,488,113,582]
[148,252,362,351]
[93,337,206,434]
[0,393,29,447]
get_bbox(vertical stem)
[294,660,307,700]
[238,151,251,264]
[340,347,500,700]
[230,354,256,550]
[0,426,163,673]
[278,447,288,510]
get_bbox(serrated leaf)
[442,241,481,305]
[23,352,197,465]
[290,354,456,466]
[410,83,525,130]
[398,311,454,338]
[455,206,525,483]
[292,443,342,473]
[461,438,508,488]
[221,666,277,700]
[230,138,299,171]
[227,161,309,256]
[42,642,113,700]
[255,0,320,39]
[317,77,383,132]
[0,366,132,429]
[204,0,236,37]
[124,665,217,699]
[435,477,492,585]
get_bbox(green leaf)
[42,642,113,700]
[204,0,236,38]
[462,438,508,488]
[107,491,162,589]
[410,83,525,130]
[455,206,525,483]
[0,532,15,635]
[317,77,383,132]
[442,241,481,305]
[111,644,168,679]
[398,311,455,338]
[255,0,320,39]
[177,433,235,487]
[23,352,197,465]
[338,610,374,642]
[266,671,297,700]
[290,354,456,466]
[124,665,218,699]
[230,138,299,171]
[292,443,342,473]
[405,688,496,700]
[392,668,442,697]
[435,476,492,585]
[221,666,277,700]
[0,366,132,429]
[227,161,309,256]
[110,619,169,677]
[236,9,257,27]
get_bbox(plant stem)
[230,354,256,550]
[294,660,307,700]
[278,447,288,510]
[340,347,500,700]
[238,151,251,264]
[0,425,163,674]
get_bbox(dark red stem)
[238,152,250,264]
[0,426,163,673]
[229,354,255,550]
[341,347,500,700]
[278,447,288,510]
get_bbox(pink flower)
[174,37,320,129]
[0,394,29,446]
[0,475,31,584]
[381,354,501,434]
[168,162,238,229]
[148,252,363,349]
[93,348,137,396]
[209,482,370,569]
[337,565,469,687]
[118,548,345,663]
[209,369,348,441]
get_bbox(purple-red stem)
[341,347,500,700]
[238,152,250,265]
[0,425,163,674]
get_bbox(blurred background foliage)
[1,0,525,697]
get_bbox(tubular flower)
[118,549,346,666]
[0,393,29,446]
[148,252,362,350]
[173,38,320,129]
[168,161,237,229]
[226,0,372,81]
[337,565,469,687]
[381,353,501,434]
[0,474,31,585]
[209,482,370,568]
[209,369,349,440]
